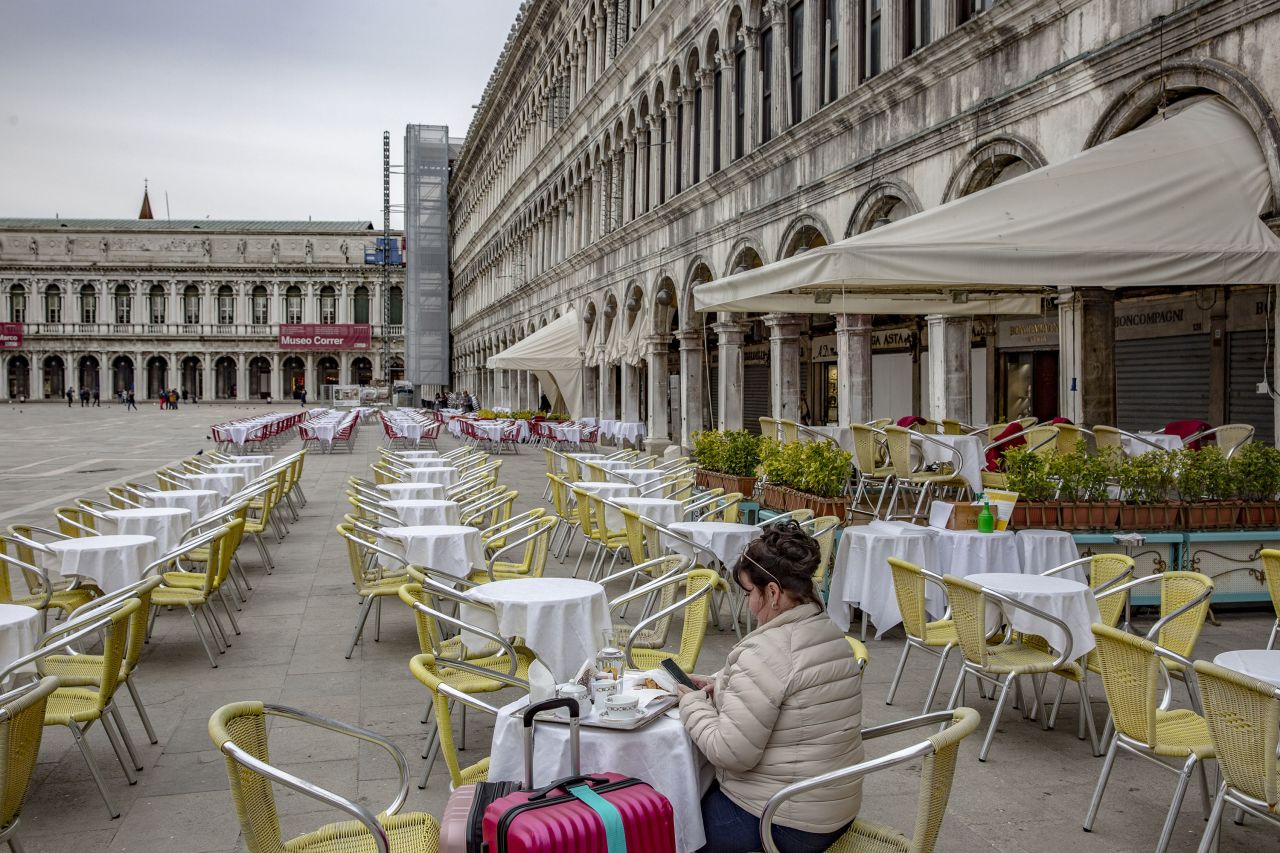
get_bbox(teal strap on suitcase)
[568,784,628,852]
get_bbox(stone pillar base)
[644,437,672,458]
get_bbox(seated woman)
[678,522,862,853]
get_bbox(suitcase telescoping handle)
[522,698,581,789]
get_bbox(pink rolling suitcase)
[439,697,676,853]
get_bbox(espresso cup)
[604,693,640,718]
[591,675,619,707]
[555,683,589,717]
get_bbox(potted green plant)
[692,430,762,496]
[758,439,853,517]
[1232,441,1280,528]
[757,437,794,510]
[1176,446,1241,529]
[1004,446,1058,528]
[1050,443,1120,531]
[1116,450,1180,530]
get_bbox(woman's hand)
[677,676,714,700]
[689,674,714,691]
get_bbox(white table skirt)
[488,679,710,853]
[47,534,159,593]
[967,572,1101,658]
[664,521,761,568]
[209,461,265,478]
[0,604,42,678]
[1213,649,1280,688]
[381,499,461,528]
[145,489,220,520]
[381,525,484,578]
[404,466,459,488]
[179,472,245,499]
[1122,432,1184,457]
[570,482,639,506]
[104,507,191,555]
[919,434,985,493]
[1014,529,1082,581]
[394,450,441,460]
[463,577,611,682]
[826,521,939,636]
[615,421,647,445]
[807,426,854,452]
[611,497,683,531]
[612,468,663,487]
[376,482,446,500]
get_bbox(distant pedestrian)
[92,389,100,407]
[126,389,137,411]
[80,388,89,407]
[299,389,307,407]
[66,388,74,407]
[168,389,178,410]
[538,392,551,414]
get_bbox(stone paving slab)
[0,402,1272,852]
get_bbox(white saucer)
[601,708,643,721]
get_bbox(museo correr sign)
[278,324,371,351]
[0,323,23,349]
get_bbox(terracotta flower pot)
[1118,503,1182,531]
[1240,502,1280,528]
[1183,501,1240,530]
[1022,501,1060,529]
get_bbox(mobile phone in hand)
[661,658,697,690]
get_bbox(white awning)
[487,310,583,418]
[694,99,1280,315]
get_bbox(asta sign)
[0,323,22,350]
[278,324,371,351]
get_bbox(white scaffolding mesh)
[403,124,451,388]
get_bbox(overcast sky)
[0,0,523,223]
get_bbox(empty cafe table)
[610,496,683,530]
[394,450,441,461]
[611,468,664,488]
[209,461,265,478]
[1213,650,1280,688]
[827,521,938,638]
[664,521,762,568]
[404,466,459,488]
[178,472,245,500]
[462,577,611,681]
[380,524,485,578]
[145,489,220,520]
[376,482,446,500]
[967,572,1102,658]
[0,604,42,683]
[46,534,160,594]
[104,507,191,554]
[381,499,461,527]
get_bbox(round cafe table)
[1213,649,1280,688]
[398,458,451,468]
[209,461,265,478]
[394,450,441,460]
[104,507,191,554]
[404,466,459,488]
[381,499,461,528]
[179,472,245,500]
[0,604,43,681]
[571,481,638,502]
[609,496,683,531]
[826,521,939,637]
[144,489,220,520]
[1014,529,1083,582]
[376,482,446,500]
[379,525,485,579]
[664,521,762,568]
[966,572,1102,658]
[46,534,160,594]
[611,468,663,487]
[462,577,611,682]
[566,453,606,462]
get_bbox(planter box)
[1011,501,1059,530]
[1059,501,1122,532]
[792,491,850,519]
[758,483,790,511]
[1239,502,1280,528]
[696,469,758,497]
[1118,503,1182,531]
[1182,501,1241,530]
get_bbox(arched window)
[44,284,62,323]
[80,283,97,324]
[114,283,131,323]
[9,285,26,323]
[388,286,403,326]
[286,285,303,324]
[319,285,337,324]
[149,284,166,324]
[353,285,370,324]
[217,284,235,324]
[183,284,201,324]
[251,285,269,324]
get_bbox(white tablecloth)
[552,424,583,445]
[463,577,611,681]
[399,458,451,468]
[614,421,647,445]
[104,507,191,554]
[922,528,1023,615]
[571,481,639,503]
[380,524,484,578]
[209,461,265,478]
[145,489,219,520]
[1014,529,1082,581]
[394,450,441,460]
[179,472,245,499]
[404,466,459,488]
[611,497,683,531]
[381,499,461,528]
[612,468,663,487]
[0,604,42,678]
[827,521,939,636]
[1122,432,1184,456]
[807,426,854,452]
[488,676,710,853]
[375,482,446,500]
[46,534,159,593]
[567,453,606,462]
[664,521,762,568]
[920,434,985,493]
[967,572,1101,658]
[1213,650,1280,688]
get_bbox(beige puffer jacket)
[679,602,862,832]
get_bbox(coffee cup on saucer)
[591,675,619,707]
[603,693,641,720]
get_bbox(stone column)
[712,318,747,431]
[595,13,607,78]
[769,1,789,135]
[622,137,636,224]
[581,360,597,418]
[594,166,608,239]
[835,313,874,425]
[499,369,510,409]
[740,28,759,153]
[32,355,44,400]
[645,116,661,212]
[305,352,317,402]
[925,315,972,424]
[645,335,670,451]
[271,353,281,401]
[697,67,716,179]
[597,347,615,419]
[569,54,579,105]
[620,361,640,423]
[662,101,678,202]
[681,85,697,189]
[764,313,805,420]
[1059,288,1116,427]
[585,21,597,89]
[202,358,215,401]
[678,329,705,449]
[611,147,624,230]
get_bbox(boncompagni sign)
[278,324,371,351]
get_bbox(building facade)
[0,217,405,402]
[449,0,1280,449]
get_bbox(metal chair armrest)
[981,588,1075,666]
[0,615,112,683]
[1041,556,1094,578]
[404,599,522,678]
[0,552,54,610]
[1094,574,1160,601]
[438,681,511,716]
[623,580,719,668]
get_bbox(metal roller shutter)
[1228,330,1275,445]
[743,364,771,434]
[1115,334,1210,431]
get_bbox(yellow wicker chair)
[0,677,59,853]
[757,707,981,853]
[849,423,895,517]
[1191,659,1280,851]
[571,487,618,579]
[480,508,547,554]
[800,515,841,590]
[147,522,241,668]
[407,666,521,790]
[54,507,98,538]
[336,524,414,659]
[1083,624,1215,853]
[1261,548,1280,649]
[698,492,744,523]
[1185,423,1255,458]
[886,558,959,714]
[884,426,971,521]
[943,574,1077,761]
[778,419,800,444]
[759,416,782,440]
[470,515,557,584]
[0,531,95,623]
[603,559,719,670]
[105,486,144,509]
[209,701,441,853]
[619,507,660,565]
